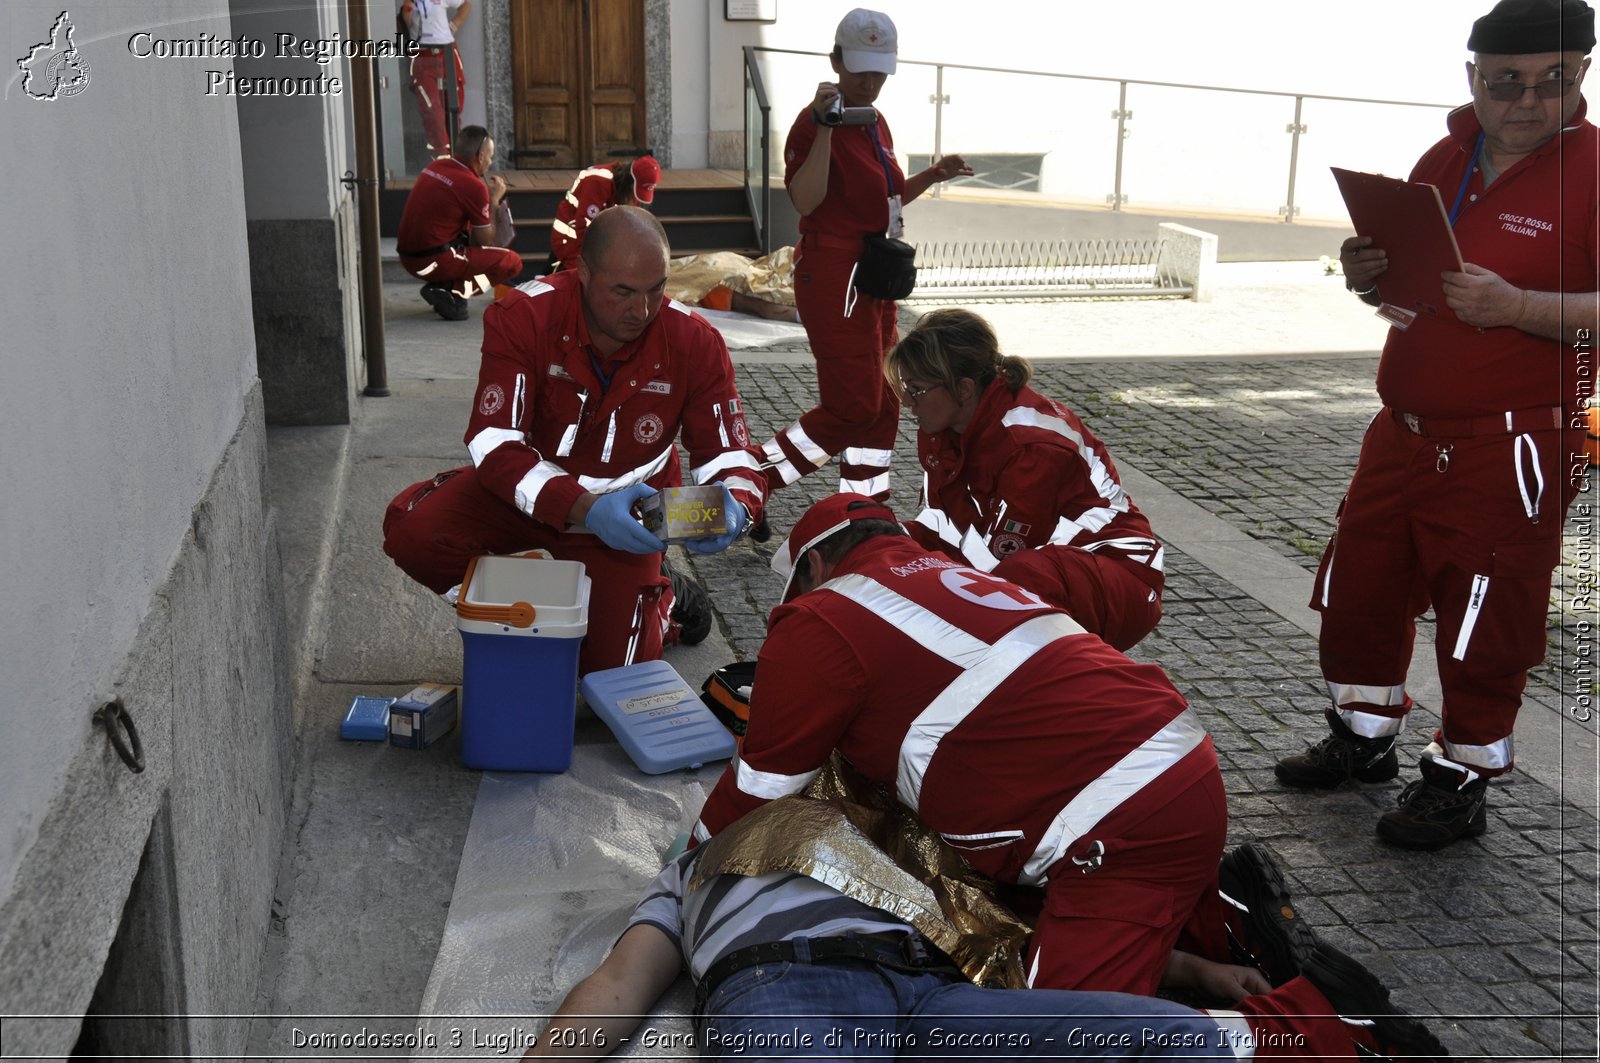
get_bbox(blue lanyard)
[1447,132,1485,227]
[587,347,614,391]
[868,123,896,198]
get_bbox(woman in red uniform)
[753,8,972,534]
[884,308,1165,651]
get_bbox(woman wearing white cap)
[752,8,972,537]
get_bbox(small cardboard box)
[638,485,728,544]
[341,696,394,741]
[388,683,459,749]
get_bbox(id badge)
[887,195,905,240]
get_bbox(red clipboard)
[1331,167,1466,323]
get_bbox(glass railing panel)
[1289,97,1452,222]
[913,66,1125,204]
[1115,83,1291,217]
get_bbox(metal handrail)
[742,46,772,253]
[744,45,1452,224]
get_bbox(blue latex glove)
[584,484,665,554]
[683,484,749,555]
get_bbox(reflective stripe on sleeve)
[735,756,820,801]
[1020,708,1208,885]
[468,426,525,466]
[513,461,568,516]
[692,448,762,484]
[911,507,964,550]
[574,447,675,494]
[1201,1013,1256,1060]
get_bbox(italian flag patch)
[1002,519,1031,535]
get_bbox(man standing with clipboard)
[1278,0,1598,850]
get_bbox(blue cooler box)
[456,554,590,771]
[580,659,737,774]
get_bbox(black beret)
[1468,0,1596,54]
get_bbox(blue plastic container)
[455,554,590,771]
[580,659,737,774]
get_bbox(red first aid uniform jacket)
[692,534,1223,991]
[1313,100,1597,772]
[397,155,489,256]
[906,379,1164,602]
[1379,100,1598,419]
[465,271,765,532]
[549,166,616,272]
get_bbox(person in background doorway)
[401,0,469,156]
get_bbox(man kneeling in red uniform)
[694,493,1249,995]
[383,207,765,674]
[395,124,522,321]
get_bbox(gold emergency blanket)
[688,757,1031,988]
[666,248,797,306]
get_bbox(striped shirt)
[627,849,913,981]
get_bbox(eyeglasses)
[897,380,941,404]
[1477,73,1580,102]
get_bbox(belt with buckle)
[801,230,870,252]
[696,931,961,1007]
[1391,405,1563,438]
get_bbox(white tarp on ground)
[689,306,808,351]
[415,746,723,1059]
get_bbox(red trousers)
[401,244,523,298]
[408,46,465,154]
[1312,410,1581,773]
[1022,762,1229,994]
[760,236,900,500]
[994,546,1164,652]
[382,466,671,676]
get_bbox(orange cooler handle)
[456,553,545,628]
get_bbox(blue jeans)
[697,944,1237,1061]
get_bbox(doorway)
[510,0,648,169]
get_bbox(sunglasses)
[897,380,941,403]
[1477,73,1580,102]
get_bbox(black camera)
[821,98,879,127]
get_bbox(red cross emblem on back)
[940,569,1047,611]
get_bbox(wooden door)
[511,0,647,169]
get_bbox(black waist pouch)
[855,233,917,300]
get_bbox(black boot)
[662,559,712,646]
[1376,755,1489,850]
[1275,708,1400,789]
[421,283,468,321]
[1217,842,1318,987]
[1301,943,1451,1062]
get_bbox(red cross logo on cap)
[867,32,879,42]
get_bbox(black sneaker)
[663,559,712,646]
[1376,760,1489,850]
[421,283,469,321]
[1217,842,1318,987]
[1301,943,1451,1062]
[1275,709,1400,789]
[749,514,773,543]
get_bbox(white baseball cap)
[835,8,898,75]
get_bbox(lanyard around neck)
[1448,132,1485,227]
[867,122,896,198]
